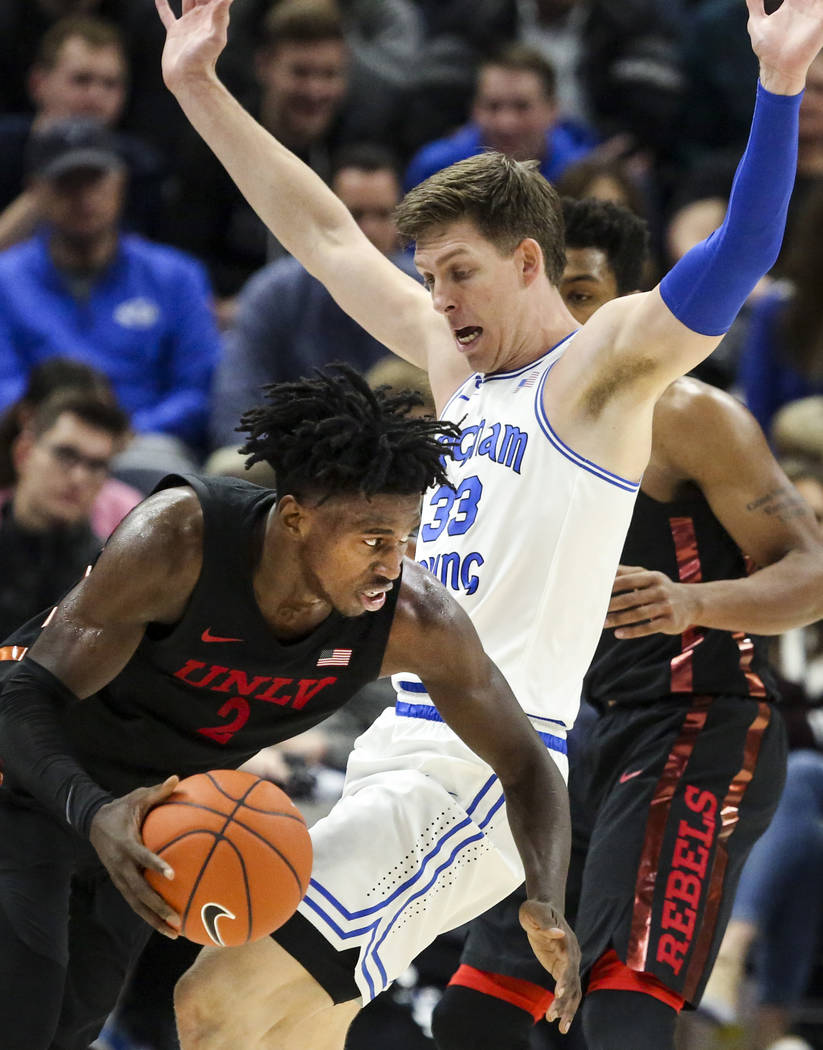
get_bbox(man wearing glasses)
[0,388,129,637]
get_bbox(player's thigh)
[461,884,548,986]
[0,899,67,1050]
[56,868,154,1050]
[175,935,342,1048]
[577,696,786,1002]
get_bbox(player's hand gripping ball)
[142,769,312,946]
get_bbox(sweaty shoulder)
[650,376,764,482]
[92,484,205,624]
[382,559,472,675]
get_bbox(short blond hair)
[395,152,566,284]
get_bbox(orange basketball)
[142,769,312,947]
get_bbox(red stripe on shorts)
[627,697,711,971]
[680,701,771,1001]
[669,517,704,693]
[588,949,684,1011]
[448,964,554,1022]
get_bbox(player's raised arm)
[567,0,823,402]
[0,488,203,934]
[382,562,582,1032]
[155,0,445,376]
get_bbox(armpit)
[582,355,658,417]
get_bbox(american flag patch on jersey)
[317,648,352,667]
[517,370,540,389]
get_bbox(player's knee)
[174,965,225,1050]
[432,985,533,1050]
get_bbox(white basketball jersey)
[404,333,640,730]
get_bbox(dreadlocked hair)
[238,363,460,500]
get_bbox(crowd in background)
[2,2,823,1050]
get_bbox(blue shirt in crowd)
[403,120,594,192]
[0,231,220,448]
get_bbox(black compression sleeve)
[0,658,114,837]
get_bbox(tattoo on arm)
[746,486,810,523]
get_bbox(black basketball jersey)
[583,488,779,707]
[22,474,401,795]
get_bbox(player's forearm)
[0,660,114,836]
[658,84,801,340]
[688,551,823,635]
[168,74,356,276]
[500,742,571,907]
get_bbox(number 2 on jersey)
[421,475,483,541]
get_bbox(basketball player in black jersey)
[0,365,580,1050]
[429,199,823,1050]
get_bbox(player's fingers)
[140,775,180,810]
[744,0,766,24]
[614,564,644,577]
[606,587,650,612]
[613,615,669,639]
[611,571,648,595]
[155,0,176,28]
[113,866,181,934]
[132,869,181,926]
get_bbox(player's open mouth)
[455,325,482,347]
[361,587,388,610]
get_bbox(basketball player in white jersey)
[155,2,823,1048]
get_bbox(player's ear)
[276,494,310,539]
[516,238,544,287]
[11,427,36,473]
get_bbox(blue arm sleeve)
[659,83,802,336]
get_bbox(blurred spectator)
[0,15,169,249]
[0,358,141,539]
[574,0,685,161]
[679,0,758,160]
[0,388,129,639]
[220,0,425,149]
[167,0,351,317]
[772,397,823,464]
[517,0,590,130]
[0,118,221,491]
[403,43,594,192]
[399,0,519,157]
[0,0,182,161]
[557,154,645,211]
[208,144,419,453]
[738,183,823,438]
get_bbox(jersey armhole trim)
[534,365,641,492]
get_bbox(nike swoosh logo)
[201,902,236,946]
[201,628,244,644]
[619,769,643,784]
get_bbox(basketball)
[142,769,312,947]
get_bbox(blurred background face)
[256,39,348,146]
[472,66,556,161]
[34,167,125,245]
[560,246,619,323]
[13,411,114,528]
[333,167,400,255]
[30,37,127,126]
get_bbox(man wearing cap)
[0,14,169,250]
[0,117,221,491]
